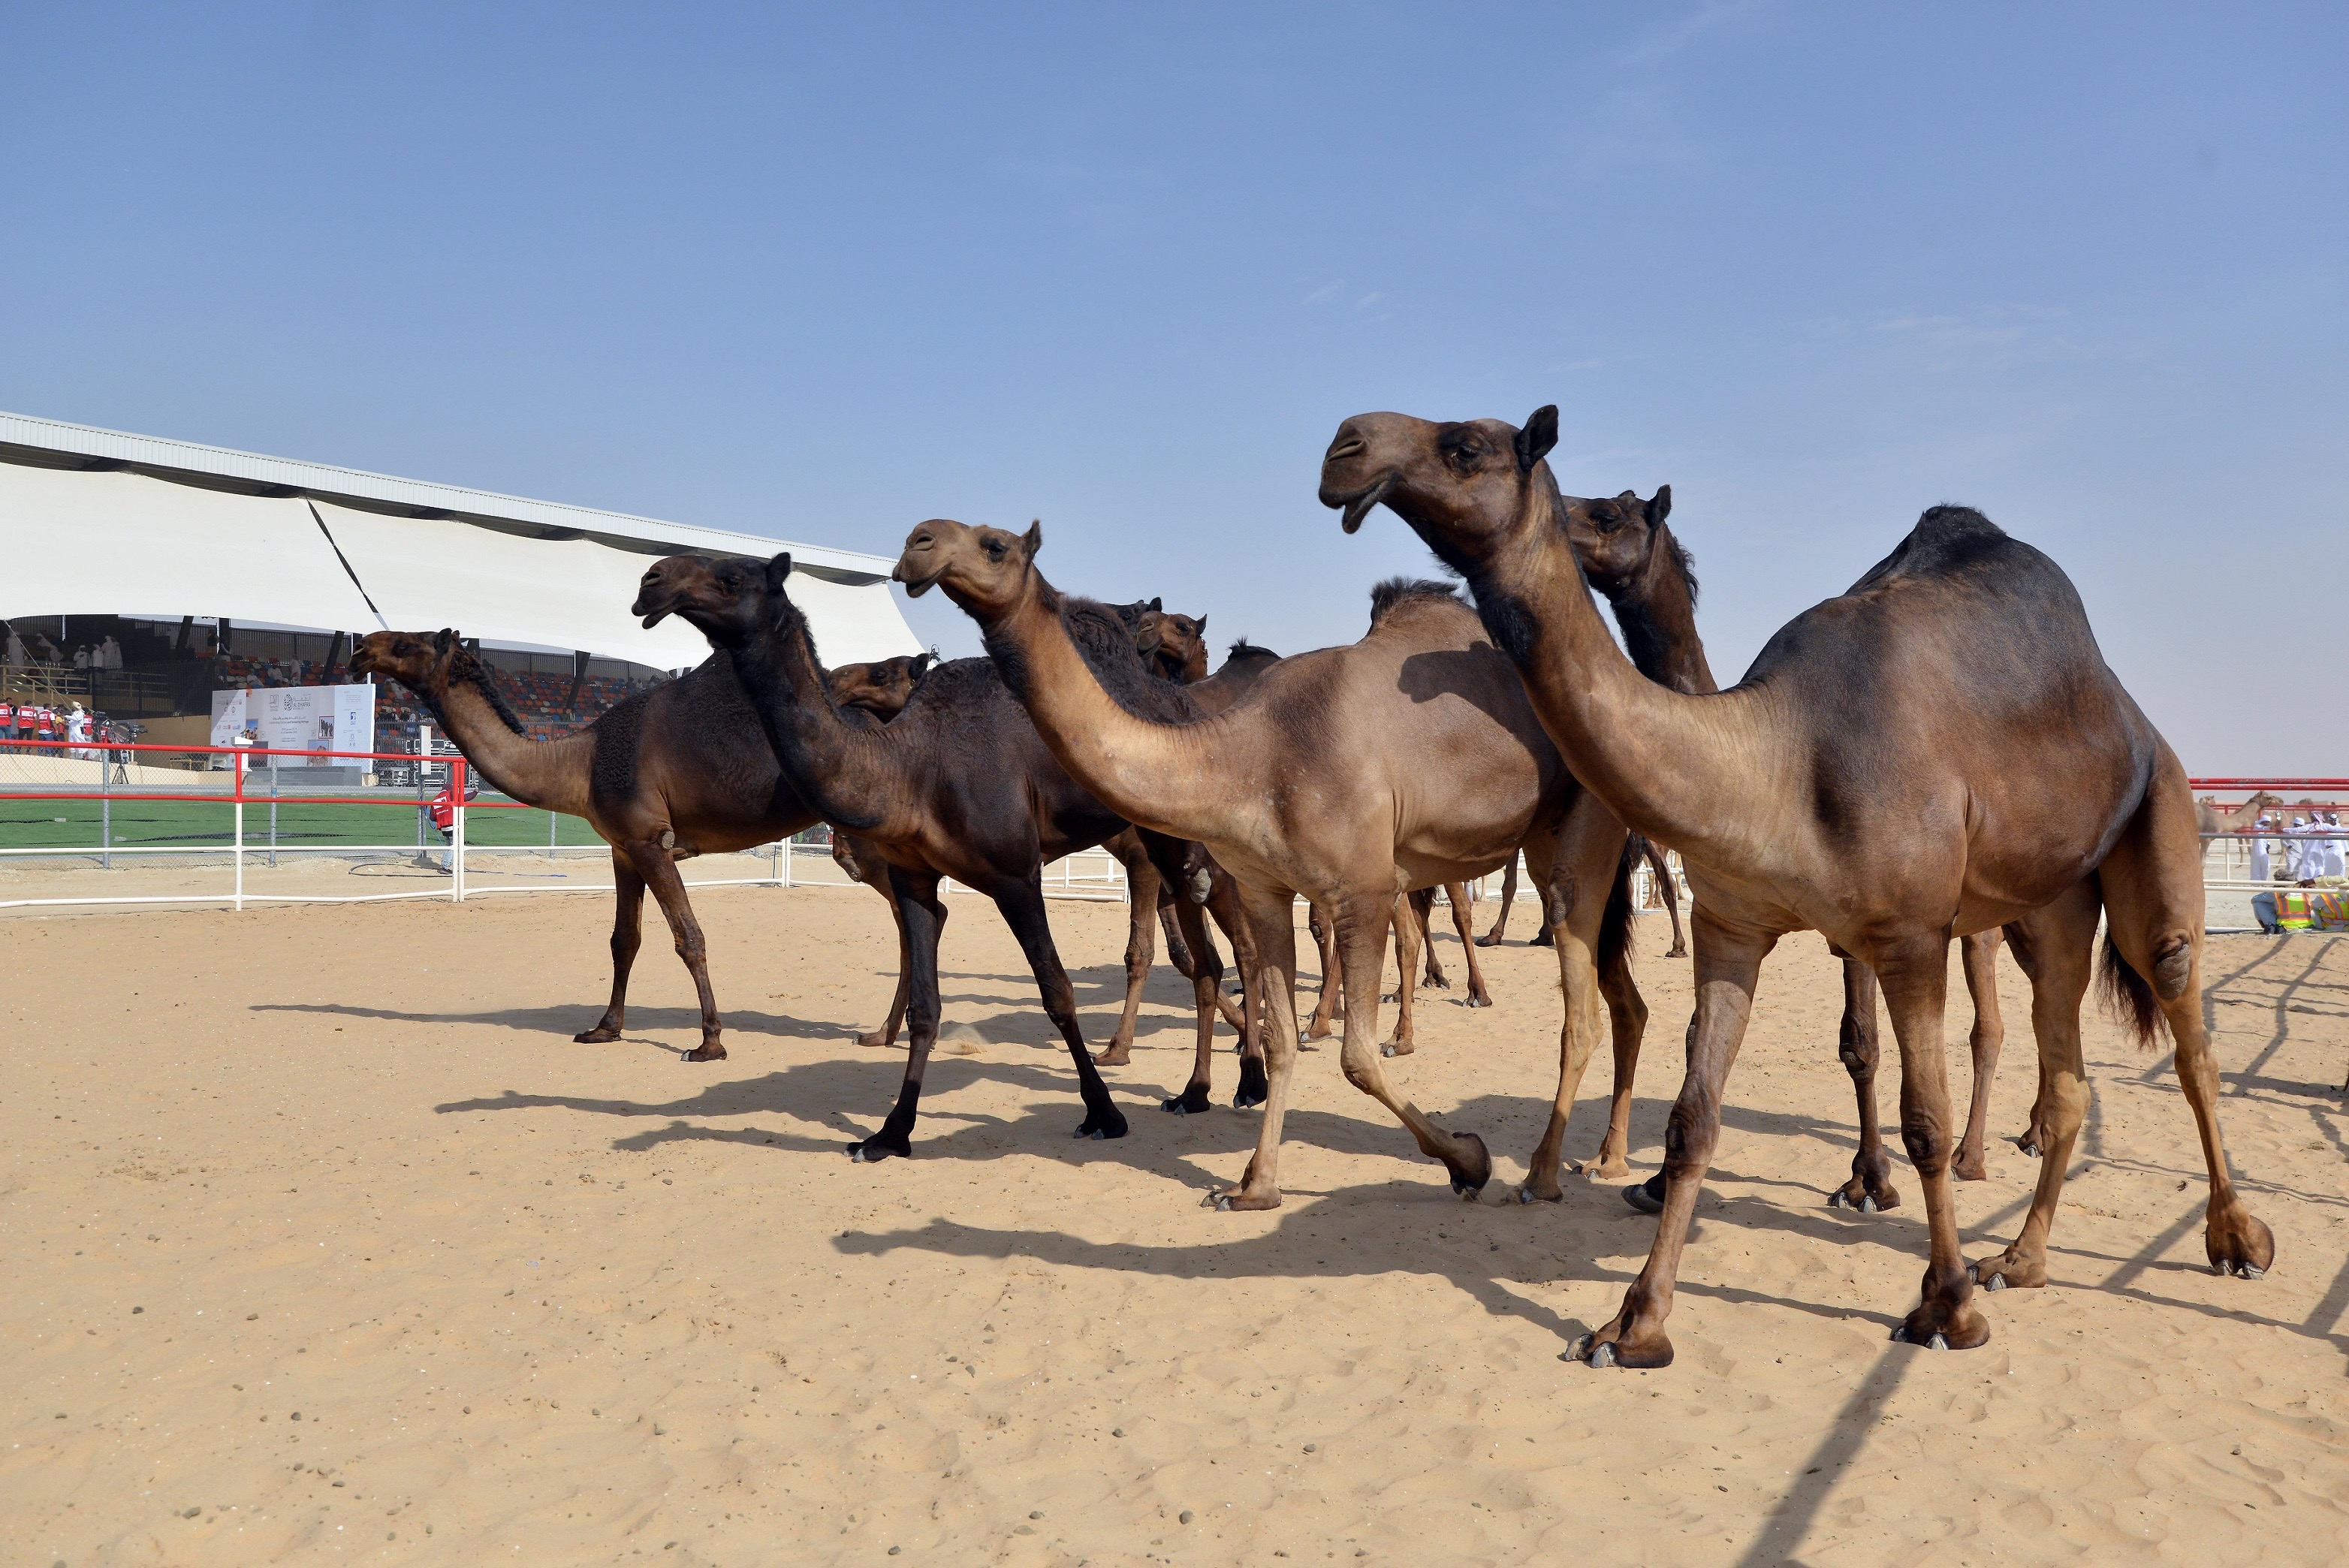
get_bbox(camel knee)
[1661,1102,1718,1174]
[1337,1041,1386,1096]
[2151,931,2195,1002]
[1898,1111,1949,1174]
[2041,1075,2090,1140]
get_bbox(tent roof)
[0,410,922,668]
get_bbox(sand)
[4,884,2347,1566]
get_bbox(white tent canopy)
[0,411,921,669]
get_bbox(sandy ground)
[5,884,2347,1566]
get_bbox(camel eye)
[983,539,1006,560]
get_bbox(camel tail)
[1597,836,1641,975]
[2097,930,2170,1051]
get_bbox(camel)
[1321,404,2273,1363]
[894,520,1678,1211]
[351,630,922,1061]
[641,554,1262,1156]
[2194,792,2280,838]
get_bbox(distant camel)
[351,632,925,1061]
[1479,840,1688,959]
[1323,404,2272,1363]
[2194,792,2280,837]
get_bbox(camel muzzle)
[1329,475,1392,535]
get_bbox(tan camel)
[895,520,1663,1208]
[2194,792,2280,837]
[1322,404,2272,1362]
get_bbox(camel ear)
[1195,615,1207,636]
[433,629,454,655]
[1515,406,1559,471]
[1149,596,1162,612]
[1646,485,1672,526]
[1022,521,1043,559]
[765,552,794,590]
[908,653,933,679]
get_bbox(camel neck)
[978,585,1250,843]
[1455,482,1759,855]
[421,674,593,816]
[1597,523,1717,697]
[728,603,900,834]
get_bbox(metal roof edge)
[0,409,900,579]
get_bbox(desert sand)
[5,882,2347,1566]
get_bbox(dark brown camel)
[351,630,919,1061]
[1322,404,2272,1364]
[895,520,1669,1209]
[642,553,1262,1156]
[825,655,935,1048]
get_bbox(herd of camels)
[351,403,2273,1368]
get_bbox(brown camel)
[894,520,1669,1210]
[1322,404,2272,1363]
[351,630,921,1061]
[642,553,1264,1156]
[2194,792,2279,837]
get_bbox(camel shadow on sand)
[250,957,1221,1056]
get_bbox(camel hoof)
[683,1043,727,1063]
[574,1027,621,1044]
[1208,1193,1231,1211]
[1623,1181,1663,1216]
[846,1135,908,1163]
[1587,1342,1617,1370]
[1983,1273,2007,1292]
[1452,1179,1480,1200]
[2013,1136,2043,1159]
[1564,1333,1594,1361]
[1860,1196,1878,1214]
[1091,1048,1132,1067]
[1232,1091,1265,1111]
[1162,1086,1211,1116]
[1075,1110,1128,1141]
[1380,1041,1414,1058]
[1516,1184,1561,1205]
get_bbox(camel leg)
[1829,952,1902,1213]
[1340,890,1490,1190]
[1383,890,1423,1056]
[1585,921,1648,1181]
[1158,891,1197,977]
[1159,888,1227,1116]
[1962,883,2097,1289]
[1303,900,1340,1040]
[1647,843,1688,959]
[992,875,1128,1143]
[859,897,914,1050]
[1211,882,1305,1210]
[849,868,948,1162]
[1573,910,1772,1369]
[1096,834,1161,1066]
[1476,858,1516,947]
[2099,798,2274,1277]
[1868,936,1992,1351]
[1518,810,1633,1196]
[1952,929,2006,1180]
[1446,883,1492,1007]
[573,846,644,1044]
[632,842,725,1063]
[1202,873,1268,1108]
[1163,886,1245,1034]
[844,841,912,1048]
[1415,889,1449,989]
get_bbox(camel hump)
[1367,577,1467,630]
[1846,505,2027,594]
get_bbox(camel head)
[352,628,466,700]
[828,653,934,719]
[1562,487,1678,596]
[1318,406,1560,576]
[635,553,795,650]
[1135,605,1209,684]
[893,518,1043,620]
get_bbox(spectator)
[2,623,26,667]
[71,644,91,671]
[101,635,123,671]
[0,699,18,741]
[2322,812,2347,880]
[2249,813,2274,882]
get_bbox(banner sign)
[210,683,377,759]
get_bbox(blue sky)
[3,3,2342,772]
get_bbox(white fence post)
[232,749,245,912]
[451,758,466,903]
